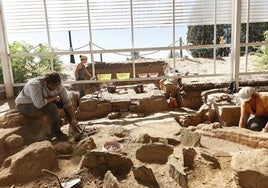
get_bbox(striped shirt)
[15,76,72,109]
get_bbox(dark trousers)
[75,80,86,97]
[247,115,268,131]
[16,102,70,135]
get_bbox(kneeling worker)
[160,71,182,99]
[238,86,268,132]
[159,71,184,108]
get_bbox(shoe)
[55,131,69,141]
[261,128,268,133]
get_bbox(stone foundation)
[198,127,268,149]
[76,84,169,121]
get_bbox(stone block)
[0,109,51,144]
[76,102,112,121]
[231,149,268,188]
[78,98,99,111]
[111,100,131,111]
[131,96,169,114]
[214,104,240,127]
[136,143,174,164]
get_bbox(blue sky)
[8,26,188,63]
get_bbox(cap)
[238,87,254,103]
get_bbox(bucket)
[133,84,144,93]
[148,72,159,77]
[108,85,116,93]
[138,73,148,78]
[102,141,123,153]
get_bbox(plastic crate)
[148,72,159,77]
[116,73,130,80]
[138,73,148,78]
[97,74,112,80]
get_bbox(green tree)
[255,30,268,71]
[240,23,268,54]
[187,25,214,58]
[0,41,62,84]
[187,25,214,45]
[264,31,268,55]
[187,24,231,58]
[241,23,268,43]
[187,23,268,57]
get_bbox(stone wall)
[182,82,229,110]
[76,84,169,121]
[181,81,268,110]
[87,61,167,80]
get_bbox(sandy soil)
[11,111,255,188]
[1,56,264,187]
[62,55,267,84]
[165,55,266,83]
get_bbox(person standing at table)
[75,55,92,80]
[74,55,92,97]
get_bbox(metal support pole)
[87,0,95,77]
[231,0,242,90]
[0,0,14,98]
[179,37,183,58]
[130,0,136,78]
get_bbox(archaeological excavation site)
[0,60,267,188]
[0,1,268,187]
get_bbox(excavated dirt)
[21,115,254,188]
[0,102,255,188]
[0,56,265,187]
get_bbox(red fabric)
[169,97,178,108]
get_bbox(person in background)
[15,72,79,140]
[75,55,93,97]
[176,76,184,107]
[217,36,226,57]
[75,55,92,80]
[238,86,268,132]
[159,70,181,98]
[159,70,184,108]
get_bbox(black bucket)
[108,85,116,93]
[133,84,144,93]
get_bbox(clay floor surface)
[0,56,266,187]
[0,97,257,188]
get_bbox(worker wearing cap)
[238,86,268,132]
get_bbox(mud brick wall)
[87,61,166,79]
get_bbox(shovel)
[41,169,81,188]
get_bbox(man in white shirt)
[15,72,78,140]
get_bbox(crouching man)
[238,86,268,132]
[15,72,78,140]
